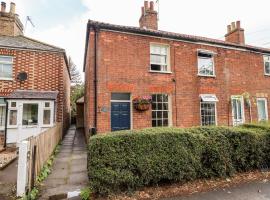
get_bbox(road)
[162,180,270,200]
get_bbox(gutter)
[4,99,8,148]
[93,26,99,131]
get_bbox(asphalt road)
[162,180,270,200]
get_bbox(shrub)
[88,125,270,195]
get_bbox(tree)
[68,56,82,85]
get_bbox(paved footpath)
[39,127,89,200]
[162,180,270,200]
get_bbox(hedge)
[88,124,270,195]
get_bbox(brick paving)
[39,127,89,200]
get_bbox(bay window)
[43,102,52,125]
[0,99,6,130]
[9,101,17,126]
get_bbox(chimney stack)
[0,1,24,36]
[139,1,158,30]
[225,21,245,45]
[1,2,6,12]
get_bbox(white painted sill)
[197,74,216,78]
[0,78,13,81]
[149,70,173,74]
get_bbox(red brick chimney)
[225,21,245,45]
[139,1,158,30]
[0,1,24,36]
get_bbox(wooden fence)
[27,123,62,190]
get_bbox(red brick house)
[83,1,270,135]
[0,2,71,146]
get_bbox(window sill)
[197,74,216,78]
[41,124,54,128]
[22,125,38,128]
[0,78,13,81]
[149,70,173,74]
[264,74,270,77]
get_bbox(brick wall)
[0,48,70,132]
[85,30,270,134]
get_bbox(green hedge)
[88,124,270,195]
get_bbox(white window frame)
[42,101,54,127]
[257,98,268,121]
[263,55,270,76]
[8,101,18,128]
[0,101,6,131]
[150,43,171,73]
[0,56,13,81]
[231,96,245,126]
[200,94,218,126]
[197,50,216,77]
[151,94,172,127]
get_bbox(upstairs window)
[150,44,170,72]
[198,51,215,76]
[0,56,13,80]
[264,55,270,75]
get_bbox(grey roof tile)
[0,35,65,52]
[6,90,59,100]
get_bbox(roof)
[0,35,65,52]
[0,35,71,80]
[6,90,59,100]
[76,96,84,104]
[83,20,270,70]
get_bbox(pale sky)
[5,0,270,78]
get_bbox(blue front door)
[111,102,131,131]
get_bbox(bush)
[88,125,270,195]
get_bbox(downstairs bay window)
[200,94,218,126]
[7,100,55,128]
[0,99,6,130]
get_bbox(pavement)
[39,127,89,200]
[162,180,270,200]
[0,159,18,199]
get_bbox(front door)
[111,102,130,131]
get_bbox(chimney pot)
[1,2,6,12]
[227,25,231,33]
[10,2,15,14]
[231,22,236,30]
[144,1,149,10]
[236,21,241,29]
[150,1,154,11]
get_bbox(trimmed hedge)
[88,124,270,195]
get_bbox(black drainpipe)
[93,26,99,134]
[4,99,8,148]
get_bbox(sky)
[5,0,270,79]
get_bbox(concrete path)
[162,180,270,200]
[0,159,17,199]
[39,127,89,200]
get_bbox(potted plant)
[133,96,152,111]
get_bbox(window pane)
[22,104,38,126]
[151,64,161,71]
[9,110,17,125]
[258,100,267,121]
[201,102,216,126]
[0,106,6,127]
[198,57,214,75]
[152,94,169,127]
[11,102,16,107]
[45,102,50,108]
[265,62,270,74]
[43,110,51,125]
